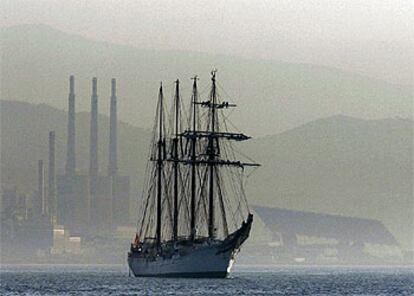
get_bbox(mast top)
[211,69,217,81]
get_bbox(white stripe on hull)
[128,244,234,278]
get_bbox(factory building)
[251,206,403,265]
[1,160,54,259]
[56,174,90,235]
[1,186,18,215]
[111,175,130,226]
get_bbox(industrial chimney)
[48,131,56,224]
[65,75,76,176]
[37,159,45,217]
[89,77,99,195]
[108,78,118,177]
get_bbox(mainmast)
[208,70,217,238]
[156,83,164,249]
[190,76,198,240]
[172,80,180,241]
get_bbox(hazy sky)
[2,0,412,47]
[2,0,413,84]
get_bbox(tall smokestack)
[48,131,56,224]
[37,159,45,217]
[90,77,99,194]
[108,78,118,177]
[65,75,76,176]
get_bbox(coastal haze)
[1,0,413,269]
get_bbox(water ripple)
[0,265,413,296]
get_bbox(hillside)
[243,115,413,249]
[1,24,412,137]
[1,100,412,249]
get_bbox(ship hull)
[128,243,234,278]
[128,213,252,278]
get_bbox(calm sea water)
[1,265,413,295]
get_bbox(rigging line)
[177,172,190,235]
[219,109,237,131]
[138,192,150,237]
[143,184,156,239]
[224,166,242,230]
[197,82,211,98]
[137,112,160,230]
[219,134,247,223]
[216,81,239,105]
[225,116,242,134]
[139,178,154,234]
[178,89,189,130]
[215,167,229,237]
[222,119,256,164]
[138,166,156,235]
[196,165,209,235]
[214,94,241,135]
[178,194,188,236]
[161,197,173,239]
[178,167,191,230]
[233,166,248,216]
[231,144,257,164]
[141,142,155,207]
[226,157,250,214]
[222,158,244,225]
[195,165,205,213]
[221,167,239,229]
[240,173,250,213]
[162,168,174,230]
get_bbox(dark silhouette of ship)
[128,71,259,277]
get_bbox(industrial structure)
[56,75,91,236]
[57,75,130,236]
[0,160,53,260]
[1,75,131,261]
[247,206,403,265]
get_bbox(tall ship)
[128,71,259,278]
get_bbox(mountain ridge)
[2,24,412,137]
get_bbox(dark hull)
[128,214,253,278]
